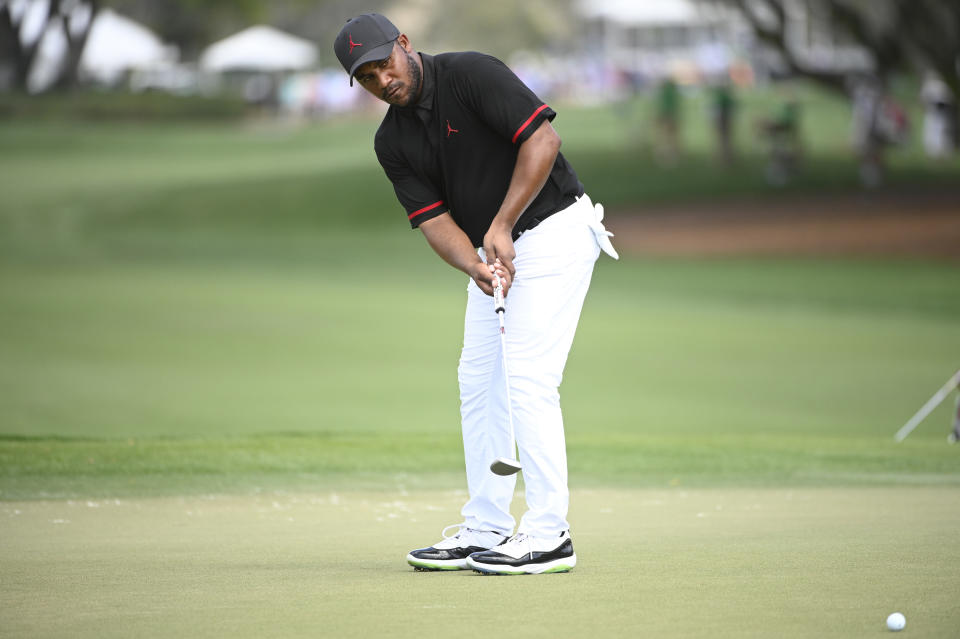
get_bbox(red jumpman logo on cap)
[446,120,459,137]
[349,35,362,54]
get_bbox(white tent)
[25,5,174,91]
[199,25,318,73]
[79,8,177,85]
[578,0,701,26]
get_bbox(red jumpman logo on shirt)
[446,120,459,137]
[348,35,362,54]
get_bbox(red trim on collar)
[512,104,549,144]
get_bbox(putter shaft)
[491,277,520,475]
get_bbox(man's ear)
[397,34,412,52]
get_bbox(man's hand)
[469,257,511,296]
[418,120,561,299]
[420,212,511,298]
[482,223,516,294]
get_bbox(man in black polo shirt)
[334,13,617,575]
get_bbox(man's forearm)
[419,213,508,295]
[419,213,483,275]
[490,120,562,234]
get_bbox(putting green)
[3,486,958,638]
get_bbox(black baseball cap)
[334,13,400,85]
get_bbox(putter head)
[489,457,522,476]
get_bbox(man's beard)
[395,50,422,107]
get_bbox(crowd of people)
[619,70,954,188]
[270,52,956,190]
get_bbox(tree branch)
[732,0,847,94]
[825,0,901,75]
[894,0,960,102]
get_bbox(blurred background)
[1,0,959,496]
[3,6,960,636]
[2,0,959,239]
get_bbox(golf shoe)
[467,530,576,575]
[406,524,507,571]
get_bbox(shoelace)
[497,532,533,558]
[502,532,566,555]
[440,523,507,546]
[440,523,465,541]
[506,532,530,544]
[441,523,483,541]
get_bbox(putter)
[894,369,960,443]
[489,274,522,476]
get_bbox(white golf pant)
[458,193,617,537]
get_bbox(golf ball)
[886,612,906,631]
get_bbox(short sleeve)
[375,136,449,228]
[453,53,556,145]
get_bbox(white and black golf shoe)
[466,530,576,575]
[406,524,507,571]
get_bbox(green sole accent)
[408,561,463,571]
[541,565,574,574]
[473,564,574,575]
[474,569,526,576]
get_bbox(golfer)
[334,13,617,575]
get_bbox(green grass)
[1,250,958,499]
[3,83,959,247]
[1,87,959,499]
[1,84,959,639]
[3,487,960,638]
[554,81,960,204]
[0,90,248,121]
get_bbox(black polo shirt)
[374,52,583,247]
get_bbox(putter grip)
[493,283,505,314]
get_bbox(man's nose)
[374,69,392,89]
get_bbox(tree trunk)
[0,4,35,90]
[52,0,100,91]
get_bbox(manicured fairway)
[1,104,958,638]
[3,487,959,638]
[1,251,958,499]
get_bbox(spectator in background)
[710,80,736,166]
[849,74,909,188]
[757,88,802,186]
[654,77,681,165]
[921,72,957,159]
[849,75,884,186]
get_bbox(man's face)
[354,36,422,107]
